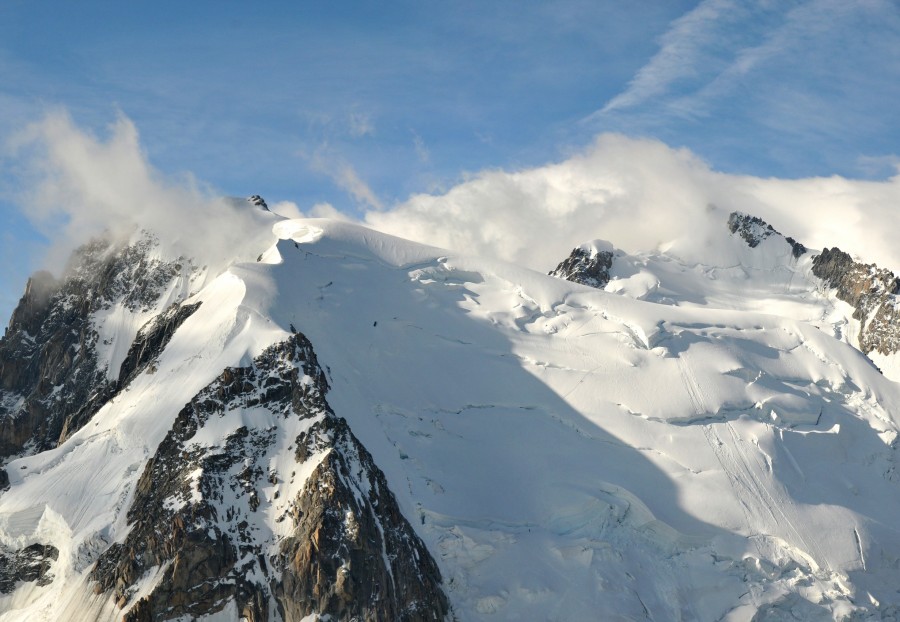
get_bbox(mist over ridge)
[6,112,899,299]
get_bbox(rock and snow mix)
[2,205,900,620]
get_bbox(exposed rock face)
[0,543,59,593]
[278,413,447,622]
[812,247,900,355]
[91,333,449,622]
[726,214,900,356]
[550,242,615,289]
[727,211,807,257]
[553,211,900,367]
[249,195,270,211]
[0,235,193,459]
[115,301,203,392]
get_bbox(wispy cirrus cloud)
[347,111,375,138]
[599,0,900,121]
[592,0,900,176]
[411,130,430,164]
[599,0,741,114]
[304,145,384,210]
[671,0,872,117]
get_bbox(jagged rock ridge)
[249,195,270,211]
[549,240,615,289]
[0,234,196,460]
[728,212,900,358]
[90,333,449,621]
[0,543,59,594]
[727,211,807,257]
[812,247,900,356]
[115,300,203,391]
[551,210,900,367]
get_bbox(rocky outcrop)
[115,301,202,392]
[812,248,900,355]
[91,333,449,621]
[248,195,270,211]
[727,212,807,257]
[553,212,900,364]
[0,235,194,458]
[0,543,59,593]
[550,241,615,289]
[278,412,447,622]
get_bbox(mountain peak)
[247,194,269,211]
[6,215,900,620]
[549,239,615,289]
[727,211,806,257]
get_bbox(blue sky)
[2,0,900,324]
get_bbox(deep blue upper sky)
[2,0,899,322]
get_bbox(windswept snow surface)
[598,228,893,380]
[4,216,900,620]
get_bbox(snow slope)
[3,213,900,620]
[257,220,900,620]
[591,218,898,384]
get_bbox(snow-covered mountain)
[551,212,900,381]
[3,201,900,621]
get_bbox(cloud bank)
[8,111,277,274]
[365,134,900,275]
[10,112,900,286]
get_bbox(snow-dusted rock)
[549,239,615,288]
[0,234,195,459]
[727,211,807,257]
[812,246,900,358]
[90,334,447,621]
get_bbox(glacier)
[2,204,900,620]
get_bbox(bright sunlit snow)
[3,210,900,620]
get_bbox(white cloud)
[600,0,738,113]
[268,199,352,221]
[8,110,277,275]
[365,133,900,276]
[307,202,353,221]
[269,200,304,219]
[306,146,383,210]
[12,112,900,293]
[333,163,383,209]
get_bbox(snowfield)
[3,213,900,620]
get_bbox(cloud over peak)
[9,111,276,273]
[365,133,900,275]
[10,112,900,290]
